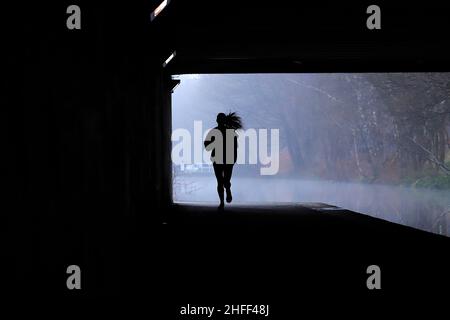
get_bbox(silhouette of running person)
[204,112,242,209]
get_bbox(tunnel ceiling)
[152,1,450,73]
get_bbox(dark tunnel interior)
[5,0,450,312]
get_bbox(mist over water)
[172,73,450,236]
[174,176,450,236]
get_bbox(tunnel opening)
[169,73,450,236]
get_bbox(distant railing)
[173,163,214,175]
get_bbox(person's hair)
[217,112,243,130]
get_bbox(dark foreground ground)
[6,203,449,315]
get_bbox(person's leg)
[213,163,225,207]
[224,164,234,203]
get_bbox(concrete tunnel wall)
[14,2,173,218]
[6,2,173,294]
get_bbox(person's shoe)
[218,202,225,210]
[225,188,232,203]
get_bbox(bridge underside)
[7,1,450,310]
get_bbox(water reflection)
[174,176,450,236]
